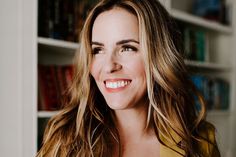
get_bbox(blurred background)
[0,0,235,156]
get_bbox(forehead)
[92,7,139,42]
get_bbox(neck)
[113,103,153,144]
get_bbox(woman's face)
[90,7,147,110]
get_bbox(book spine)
[190,75,230,110]
[38,65,60,111]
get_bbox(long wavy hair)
[37,0,211,156]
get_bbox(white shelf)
[38,37,78,49]
[207,110,230,116]
[185,60,231,71]
[38,111,59,118]
[171,9,233,34]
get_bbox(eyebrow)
[116,39,139,45]
[91,39,139,46]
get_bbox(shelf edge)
[185,60,231,71]
[207,110,230,116]
[38,37,78,50]
[38,111,59,118]
[171,9,233,34]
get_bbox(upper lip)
[103,78,132,83]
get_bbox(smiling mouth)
[104,80,132,89]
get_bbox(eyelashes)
[121,45,138,52]
[91,44,138,55]
[91,47,103,55]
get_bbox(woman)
[37,0,220,156]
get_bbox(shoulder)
[196,121,221,157]
[160,121,221,157]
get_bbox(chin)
[106,101,130,110]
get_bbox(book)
[38,0,99,42]
[192,0,230,24]
[52,0,64,40]
[38,65,59,111]
[38,65,74,111]
[190,75,207,111]
[183,27,208,62]
[38,0,54,38]
[190,75,230,110]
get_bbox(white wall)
[0,0,37,156]
[0,0,23,156]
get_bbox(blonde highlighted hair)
[37,0,210,156]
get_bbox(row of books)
[38,64,74,111]
[177,24,208,62]
[38,65,229,112]
[192,0,231,25]
[191,75,230,110]
[183,27,208,62]
[38,0,98,42]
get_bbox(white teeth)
[105,80,131,89]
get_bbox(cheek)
[90,60,101,81]
[90,61,97,79]
[128,58,146,77]
[137,62,146,76]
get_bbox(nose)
[103,53,122,73]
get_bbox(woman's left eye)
[121,46,138,53]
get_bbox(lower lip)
[105,83,130,93]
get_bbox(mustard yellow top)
[160,123,220,157]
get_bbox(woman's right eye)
[92,47,103,55]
